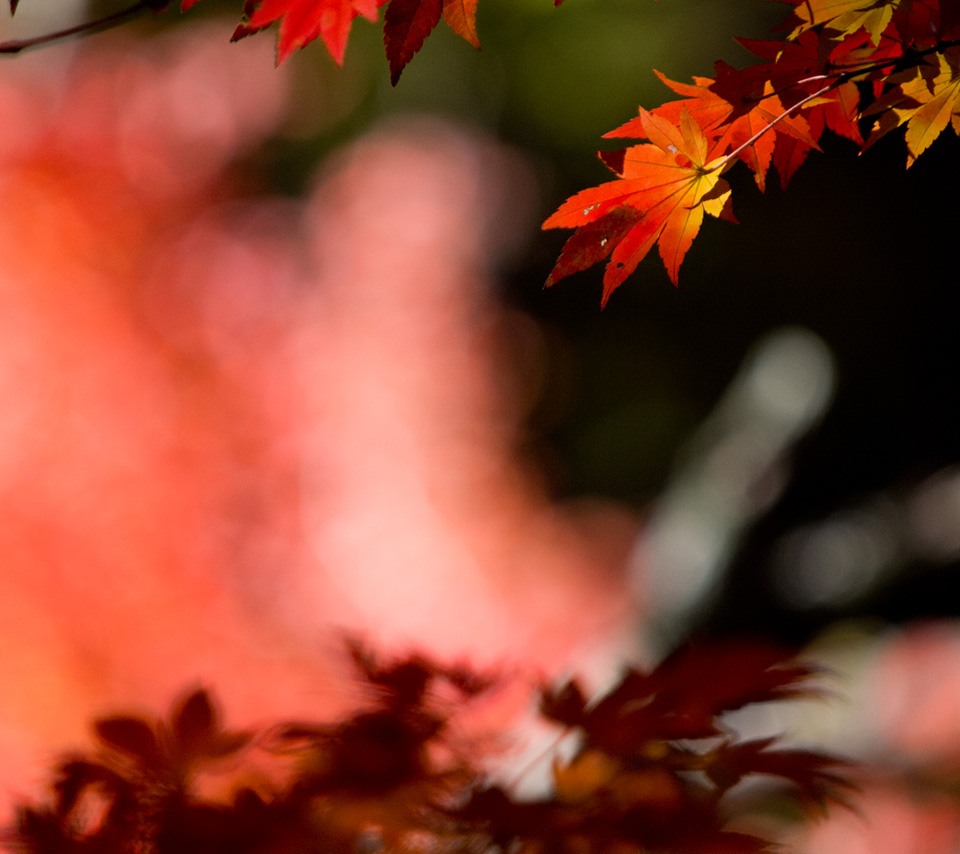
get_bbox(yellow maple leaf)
[553,749,620,803]
[790,0,896,44]
[865,48,960,166]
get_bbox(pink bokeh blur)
[790,621,960,854]
[0,22,637,819]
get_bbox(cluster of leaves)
[458,642,852,854]
[4,641,853,854]
[2,0,542,83]
[544,0,960,304]
[180,0,498,82]
[4,643,493,854]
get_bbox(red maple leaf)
[383,0,443,84]
[224,0,387,65]
[741,33,867,133]
[384,0,484,84]
[607,68,819,192]
[184,0,483,80]
[544,107,735,305]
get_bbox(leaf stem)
[708,79,837,174]
[0,0,167,55]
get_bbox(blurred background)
[2,0,960,850]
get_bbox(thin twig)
[826,38,960,72]
[710,37,959,162]
[747,74,831,106]
[0,0,166,55]
[743,36,960,108]
[707,78,838,174]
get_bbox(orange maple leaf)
[442,0,480,48]
[608,69,818,192]
[544,107,733,306]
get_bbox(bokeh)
[0,6,638,821]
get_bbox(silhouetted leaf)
[704,737,855,805]
[93,715,162,766]
[172,689,217,754]
[383,0,443,84]
[13,642,855,854]
[539,678,588,729]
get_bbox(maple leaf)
[383,0,483,84]
[551,749,621,803]
[11,688,254,854]
[891,0,943,45]
[529,642,853,854]
[735,33,866,185]
[544,107,733,305]
[702,737,855,807]
[263,644,494,797]
[607,69,818,192]
[228,0,387,65]
[864,47,960,165]
[787,0,900,44]
[384,0,442,84]
[605,73,732,141]
[468,639,852,854]
[94,687,252,775]
[442,0,480,48]
[708,66,820,190]
[570,641,824,752]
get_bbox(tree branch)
[708,78,838,174]
[0,0,167,55]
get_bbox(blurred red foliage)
[0,21,636,819]
[7,643,852,854]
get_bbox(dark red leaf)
[705,738,855,804]
[539,678,590,728]
[545,207,643,289]
[576,642,820,751]
[347,640,434,705]
[598,148,627,174]
[171,688,217,754]
[383,0,443,84]
[93,716,163,766]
